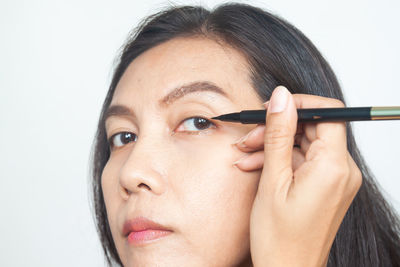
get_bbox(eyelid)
[106,126,137,149]
[175,115,218,134]
[107,131,138,151]
[180,115,215,123]
[106,114,219,149]
[105,122,137,139]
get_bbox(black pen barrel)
[239,110,266,123]
[298,107,371,122]
[239,107,372,123]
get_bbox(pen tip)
[210,113,240,122]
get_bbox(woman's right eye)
[108,132,137,150]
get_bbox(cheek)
[176,135,260,205]
[98,134,261,265]
[101,160,119,209]
[101,159,124,245]
[173,137,261,262]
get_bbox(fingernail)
[233,154,249,165]
[233,133,251,147]
[232,125,261,147]
[269,86,290,113]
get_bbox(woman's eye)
[177,117,216,132]
[108,132,137,149]
[108,117,215,150]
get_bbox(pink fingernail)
[233,132,251,146]
[233,154,249,165]
[269,86,290,113]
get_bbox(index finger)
[292,94,347,153]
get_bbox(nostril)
[124,188,131,195]
[138,183,151,190]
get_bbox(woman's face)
[102,37,263,267]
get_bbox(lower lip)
[127,230,172,246]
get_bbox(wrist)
[251,248,329,267]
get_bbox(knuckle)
[334,170,349,187]
[317,158,349,187]
[264,126,293,150]
[335,163,350,179]
[352,167,363,190]
[315,156,362,198]
[347,155,363,191]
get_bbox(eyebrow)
[104,81,228,122]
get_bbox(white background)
[1,0,399,266]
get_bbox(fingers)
[293,94,347,154]
[345,151,363,198]
[292,148,305,170]
[294,133,312,155]
[232,124,265,152]
[232,90,349,181]
[233,94,347,155]
[233,86,298,184]
[233,147,305,172]
[233,151,264,171]
[260,86,297,191]
[234,123,304,153]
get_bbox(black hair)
[90,3,400,266]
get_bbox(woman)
[90,3,400,266]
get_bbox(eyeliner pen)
[211,106,400,124]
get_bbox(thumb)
[261,86,298,193]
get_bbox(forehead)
[111,37,260,108]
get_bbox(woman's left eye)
[177,117,216,132]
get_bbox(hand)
[233,86,362,267]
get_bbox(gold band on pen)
[371,106,400,120]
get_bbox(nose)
[118,135,168,199]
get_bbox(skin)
[102,36,263,267]
[102,36,362,267]
[243,89,362,266]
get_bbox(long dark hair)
[89,3,400,266]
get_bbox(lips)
[123,216,172,237]
[123,216,172,246]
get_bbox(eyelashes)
[107,116,216,150]
[108,132,137,150]
[177,116,216,132]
